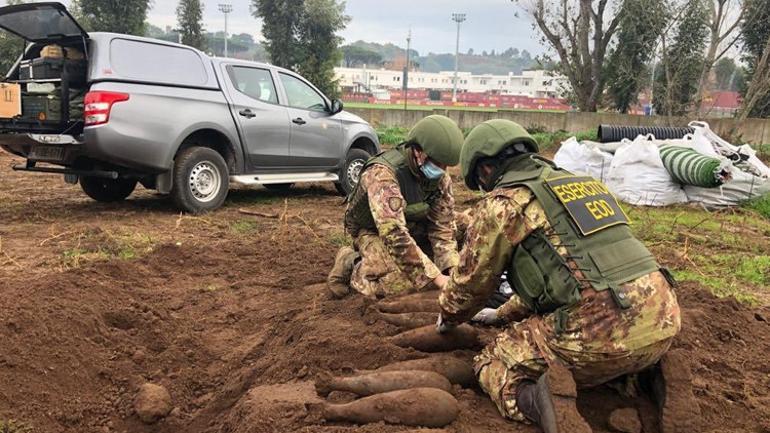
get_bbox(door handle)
[239,109,256,119]
[292,117,307,125]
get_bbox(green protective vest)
[346,145,443,229]
[495,155,659,317]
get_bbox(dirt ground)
[1,150,770,433]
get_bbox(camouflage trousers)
[475,273,679,422]
[350,229,435,298]
[476,320,673,421]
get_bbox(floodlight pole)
[218,4,233,58]
[404,28,411,112]
[451,13,466,103]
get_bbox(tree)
[515,0,622,111]
[341,45,382,67]
[0,0,28,73]
[739,34,770,119]
[177,0,206,50]
[71,0,152,35]
[251,0,349,97]
[605,0,670,112]
[654,0,709,116]
[295,0,349,96]
[713,57,744,90]
[251,0,304,68]
[467,48,475,55]
[693,0,745,112]
[739,0,770,118]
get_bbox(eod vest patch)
[545,175,629,235]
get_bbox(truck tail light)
[84,91,130,126]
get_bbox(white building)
[335,67,565,98]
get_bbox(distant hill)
[140,27,537,75]
[346,40,538,75]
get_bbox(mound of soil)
[1,234,769,433]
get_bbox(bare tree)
[739,33,770,120]
[516,0,622,112]
[694,0,744,113]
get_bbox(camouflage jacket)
[439,186,681,352]
[345,164,460,289]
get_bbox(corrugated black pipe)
[597,125,695,143]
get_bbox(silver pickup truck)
[0,2,379,213]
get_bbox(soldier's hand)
[471,308,501,325]
[436,313,456,334]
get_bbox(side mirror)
[330,99,344,115]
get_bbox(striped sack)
[659,145,731,188]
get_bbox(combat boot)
[326,246,358,298]
[516,364,592,433]
[650,350,701,433]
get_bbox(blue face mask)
[420,160,445,180]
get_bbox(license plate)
[29,145,64,161]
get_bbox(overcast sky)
[16,0,544,56]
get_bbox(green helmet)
[406,115,464,166]
[460,119,539,190]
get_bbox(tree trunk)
[739,33,770,121]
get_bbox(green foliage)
[653,0,709,116]
[713,57,746,92]
[740,0,770,117]
[295,0,349,98]
[145,24,267,60]
[530,130,598,150]
[605,0,669,113]
[0,0,28,74]
[341,45,382,67]
[0,30,24,76]
[377,126,409,146]
[627,205,770,305]
[176,0,206,50]
[743,194,770,218]
[71,0,151,35]
[251,0,349,97]
[346,40,536,75]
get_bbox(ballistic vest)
[346,146,442,230]
[495,155,659,316]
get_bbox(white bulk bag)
[553,137,614,182]
[679,122,770,207]
[605,135,688,206]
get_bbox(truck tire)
[336,148,371,196]
[80,176,137,202]
[171,146,229,214]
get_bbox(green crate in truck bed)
[21,92,84,122]
[22,94,60,121]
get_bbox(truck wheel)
[335,148,371,196]
[80,176,137,202]
[171,146,229,214]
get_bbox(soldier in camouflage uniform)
[326,115,464,298]
[436,120,699,433]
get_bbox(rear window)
[109,39,208,87]
[0,5,83,42]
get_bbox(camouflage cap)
[461,119,539,190]
[407,115,464,166]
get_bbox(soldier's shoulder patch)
[388,196,405,213]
